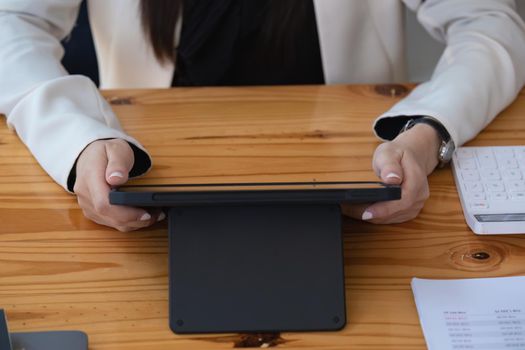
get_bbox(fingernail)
[157,212,166,222]
[140,212,151,221]
[386,172,401,180]
[109,171,124,180]
[362,210,374,220]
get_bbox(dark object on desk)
[0,309,88,350]
[109,181,401,206]
[110,181,401,333]
[0,310,11,350]
[170,204,345,333]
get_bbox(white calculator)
[451,146,525,234]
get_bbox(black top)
[172,0,324,87]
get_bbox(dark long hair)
[140,0,308,63]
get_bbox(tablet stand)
[0,309,88,350]
[168,203,346,334]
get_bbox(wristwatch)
[400,116,455,168]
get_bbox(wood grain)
[1,84,525,349]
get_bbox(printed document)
[411,276,525,350]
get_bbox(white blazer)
[0,0,524,191]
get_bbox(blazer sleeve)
[0,0,152,192]
[374,0,525,147]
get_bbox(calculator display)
[475,214,525,222]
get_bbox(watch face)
[439,140,455,163]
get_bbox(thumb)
[104,139,135,187]
[373,144,404,185]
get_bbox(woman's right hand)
[73,139,164,231]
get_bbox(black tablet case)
[169,204,346,333]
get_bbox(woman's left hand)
[342,123,441,224]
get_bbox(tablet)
[109,181,401,206]
[108,181,401,334]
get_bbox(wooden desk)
[1,85,525,349]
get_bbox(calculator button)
[476,149,497,169]
[458,158,477,170]
[494,148,515,158]
[476,149,495,161]
[502,169,522,180]
[465,182,483,193]
[469,192,486,201]
[489,192,507,201]
[498,158,519,169]
[485,182,505,192]
[478,158,498,169]
[462,170,480,181]
[480,169,500,180]
[457,148,475,159]
[470,201,489,210]
[510,192,525,200]
[506,181,525,192]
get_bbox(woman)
[0,0,524,231]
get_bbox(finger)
[360,199,423,224]
[363,154,429,224]
[85,149,151,225]
[83,207,153,232]
[340,203,370,220]
[159,211,167,222]
[122,209,166,228]
[112,209,166,231]
[105,139,135,187]
[372,144,403,185]
[81,198,154,229]
[107,205,154,227]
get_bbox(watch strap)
[400,116,455,167]
[408,116,451,143]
